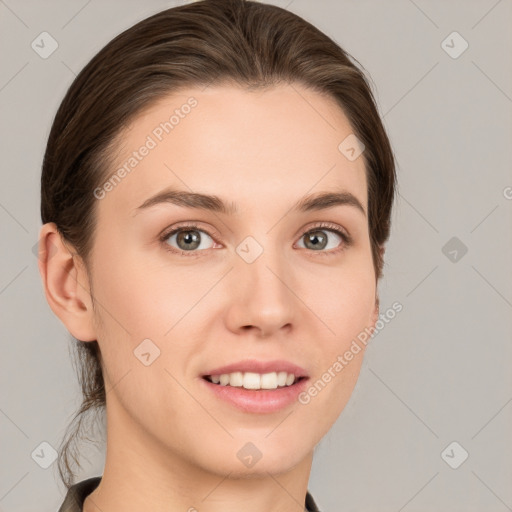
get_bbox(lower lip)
[200,377,309,414]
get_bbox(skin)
[39,83,381,512]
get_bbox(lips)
[201,359,309,378]
[200,372,310,413]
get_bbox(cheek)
[91,245,190,337]
[90,255,196,426]
[301,259,377,343]
[89,247,207,392]
[298,260,375,410]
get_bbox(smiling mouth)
[201,370,310,414]
[202,371,307,391]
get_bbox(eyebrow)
[133,187,366,217]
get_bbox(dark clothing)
[58,476,321,511]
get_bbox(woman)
[38,0,397,510]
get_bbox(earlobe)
[37,222,97,342]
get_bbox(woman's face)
[85,83,379,477]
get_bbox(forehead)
[97,83,368,220]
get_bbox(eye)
[295,222,352,256]
[160,223,218,257]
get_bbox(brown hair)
[40,0,397,489]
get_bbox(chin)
[200,440,310,478]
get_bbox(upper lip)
[202,359,309,378]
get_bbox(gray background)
[1,0,511,511]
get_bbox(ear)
[37,222,97,342]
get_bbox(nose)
[225,246,298,338]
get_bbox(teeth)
[208,371,299,390]
[243,372,261,389]
[260,372,277,389]
[229,371,243,387]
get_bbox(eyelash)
[159,221,353,258]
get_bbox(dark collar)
[57,476,100,512]
[58,476,321,511]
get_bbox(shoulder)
[57,476,101,512]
